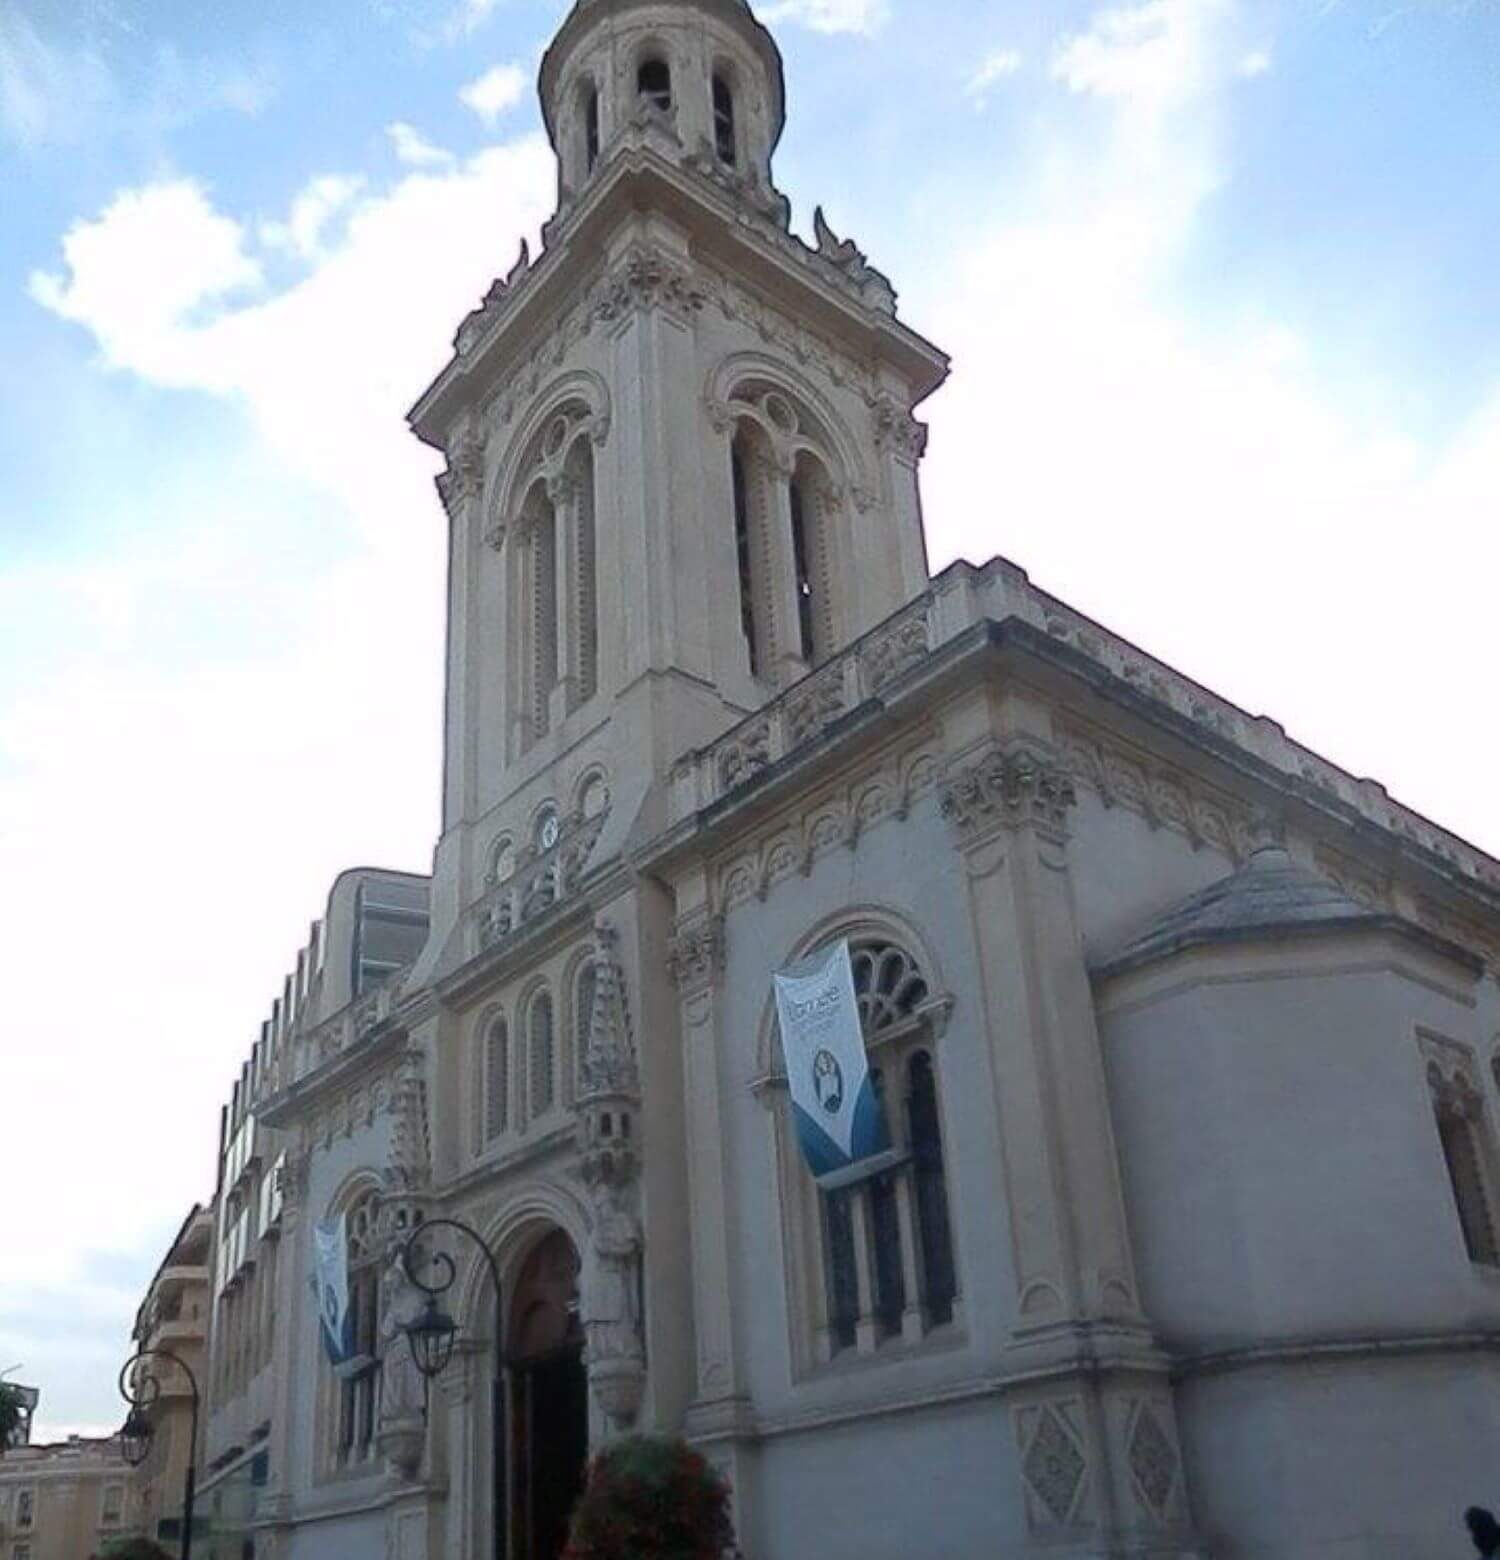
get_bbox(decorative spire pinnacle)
[578,921,639,1102]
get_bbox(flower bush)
[563,1435,735,1560]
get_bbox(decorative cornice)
[940,744,1078,843]
[667,912,726,995]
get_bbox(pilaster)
[667,896,759,1528]
[939,713,1204,1557]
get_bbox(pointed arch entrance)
[506,1227,588,1560]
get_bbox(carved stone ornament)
[437,428,485,515]
[716,719,772,792]
[861,606,931,695]
[377,1245,428,1478]
[1128,1402,1179,1520]
[596,245,708,324]
[1020,1404,1087,1527]
[667,913,726,996]
[581,1181,647,1436]
[871,395,929,464]
[940,745,1078,842]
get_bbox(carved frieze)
[940,744,1078,842]
[716,719,772,792]
[595,245,707,323]
[1016,1401,1089,1529]
[861,604,932,695]
[1127,1401,1180,1522]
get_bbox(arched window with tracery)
[778,935,958,1366]
[319,1187,382,1477]
[723,382,845,686]
[510,401,604,750]
[529,989,556,1118]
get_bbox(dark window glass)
[824,1188,858,1352]
[908,1051,957,1324]
[731,443,759,677]
[1439,1109,1500,1265]
[638,58,672,113]
[789,477,815,661]
[584,86,600,170]
[713,74,737,166]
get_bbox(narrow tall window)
[1438,1106,1499,1265]
[909,1051,957,1323]
[530,991,556,1117]
[638,58,672,114]
[530,507,558,739]
[789,476,815,663]
[486,1017,510,1141]
[571,444,599,707]
[583,84,600,171]
[731,443,761,677]
[713,74,737,166]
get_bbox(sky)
[1,0,1497,1441]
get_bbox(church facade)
[200,2,1500,1557]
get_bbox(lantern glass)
[120,1407,153,1468]
[405,1298,458,1380]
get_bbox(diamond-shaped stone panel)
[1024,1407,1086,1525]
[1129,1403,1179,1517]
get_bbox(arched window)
[529,990,556,1117]
[638,58,672,114]
[791,938,957,1364]
[327,1189,381,1475]
[712,73,737,166]
[722,384,846,684]
[485,1015,510,1142]
[1429,1069,1500,1266]
[582,82,600,172]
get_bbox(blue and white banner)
[774,940,889,1183]
[312,1214,354,1366]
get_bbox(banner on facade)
[774,940,890,1184]
[312,1214,354,1366]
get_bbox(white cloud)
[30,181,263,386]
[1052,0,1223,110]
[967,49,1024,101]
[13,133,556,1435]
[758,0,890,36]
[260,174,367,258]
[1239,48,1273,76]
[459,61,528,124]
[387,120,454,167]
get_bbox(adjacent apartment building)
[0,1431,131,1560]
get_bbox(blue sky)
[2,0,1497,1439]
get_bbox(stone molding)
[940,743,1078,844]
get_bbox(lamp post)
[400,1217,506,1560]
[118,1347,200,1560]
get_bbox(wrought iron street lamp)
[118,1347,200,1560]
[401,1217,506,1560]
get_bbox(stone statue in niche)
[581,1185,646,1432]
[377,1246,427,1475]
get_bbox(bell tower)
[409,0,948,926]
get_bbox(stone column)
[940,730,1204,1557]
[438,424,486,830]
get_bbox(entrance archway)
[507,1229,588,1560]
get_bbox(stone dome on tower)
[539,0,787,217]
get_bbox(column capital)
[940,742,1077,846]
[667,911,725,997]
[438,427,485,519]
